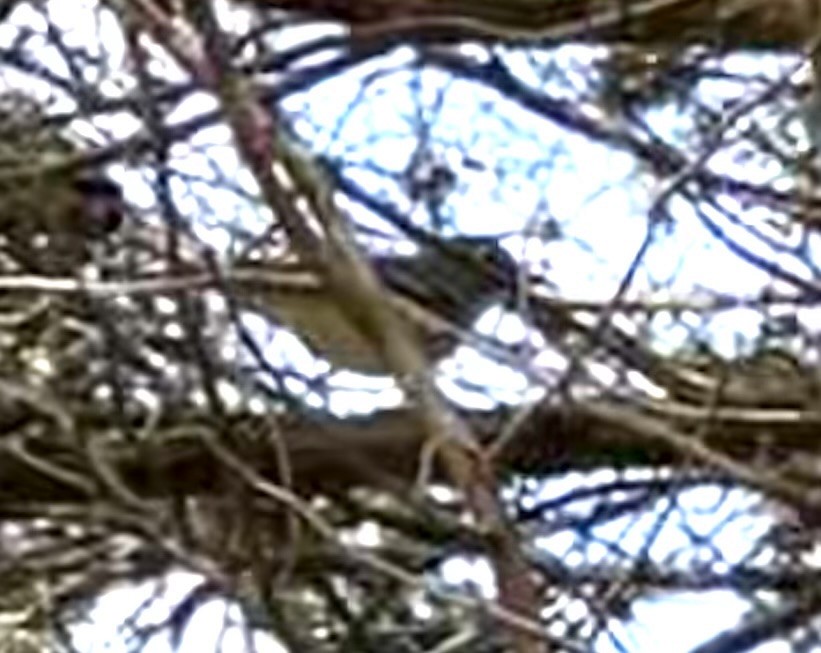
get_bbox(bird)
[245,236,520,373]
[0,92,124,274]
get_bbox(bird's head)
[446,236,519,296]
[376,236,521,327]
[0,92,125,260]
[72,175,125,237]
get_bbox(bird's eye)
[473,240,506,268]
[477,241,500,261]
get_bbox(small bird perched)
[0,92,124,274]
[248,236,519,373]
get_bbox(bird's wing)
[233,260,464,373]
